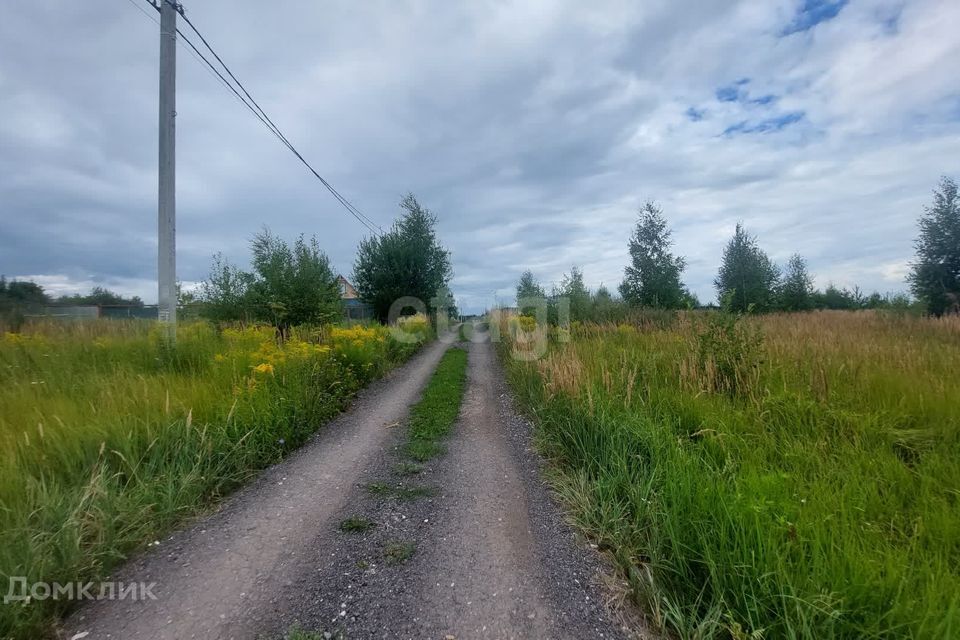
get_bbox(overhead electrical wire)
[169,4,383,234]
[122,0,268,118]
[127,0,259,118]
[129,0,383,236]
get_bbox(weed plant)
[503,310,960,639]
[0,318,423,638]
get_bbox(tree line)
[201,193,454,329]
[2,193,455,331]
[517,177,959,318]
[0,279,145,309]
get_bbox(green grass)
[502,310,960,639]
[403,347,468,462]
[0,319,423,639]
[405,439,445,462]
[285,631,326,640]
[364,347,467,508]
[338,517,376,533]
[394,461,424,476]
[365,481,394,496]
[263,624,343,640]
[382,540,416,565]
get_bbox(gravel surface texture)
[265,340,638,640]
[62,336,643,640]
[62,338,452,640]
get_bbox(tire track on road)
[63,338,452,640]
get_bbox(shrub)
[693,312,764,397]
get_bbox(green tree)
[432,284,459,321]
[593,284,613,305]
[516,270,546,317]
[619,202,688,308]
[861,291,915,311]
[0,277,49,306]
[353,194,453,323]
[0,278,49,331]
[681,288,700,309]
[176,282,199,306]
[200,253,255,323]
[200,230,341,330]
[590,284,621,322]
[0,277,49,329]
[715,223,780,313]
[908,177,960,315]
[58,286,143,307]
[559,265,591,321]
[248,229,341,329]
[813,284,859,310]
[778,253,814,311]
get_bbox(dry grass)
[0,318,423,639]
[504,309,960,639]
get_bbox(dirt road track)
[64,338,636,640]
[413,341,627,638]
[63,339,452,640]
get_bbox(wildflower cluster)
[396,313,430,338]
[0,317,431,638]
[2,332,48,349]
[209,323,405,390]
[329,324,391,381]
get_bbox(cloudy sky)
[1,0,958,312]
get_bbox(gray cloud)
[1,0,959,313]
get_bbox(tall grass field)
[0,318,428,638]
[502,310,959,639]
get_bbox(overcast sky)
[1,0,958,312]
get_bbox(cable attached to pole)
[135,0,383,236]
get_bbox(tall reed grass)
[0,318,426,638]
[503,310,960,639]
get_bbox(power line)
[130,0,383,236]
[168,0,382,236]
[122,0,159,25]
[170,1,384,236]
[123,0,271,122]
[124,0,287,128]
[123,0,306,153]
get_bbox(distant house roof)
[336,274,359,300]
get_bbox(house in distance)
[337,274,371,320]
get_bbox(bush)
[694,312,764,397]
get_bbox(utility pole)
[158,0,178,341]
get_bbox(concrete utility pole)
[158,0,178,340]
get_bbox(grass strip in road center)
[403,347,469,462]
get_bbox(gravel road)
[62,338,452,640]
[409,340,632,639]
[63,337,639,640]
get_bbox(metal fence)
[24,304,204,320]
[344,300,374,321]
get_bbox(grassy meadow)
[502,310,960,639]
[0,317,428,638]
